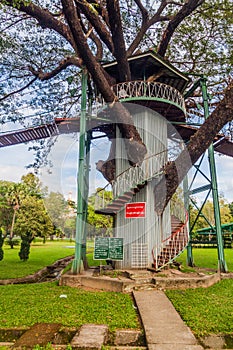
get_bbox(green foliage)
[229,201,233,218]
[5,237,20,247]
[0,174,73,261]
[0,180,15,235]
[14,196,54,244]
[18,233,33,261]
[0,229,3,261]
[44,191,72,237]
[167,0,233,83]
[0,282,139,330]
[87,191,113,238]
[190,197,232,232]
[32,344,53,350]
[166,279,233,337]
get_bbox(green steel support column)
[200,77,228,273]
[72,69,88,274]
[81,129,91,269]
[184,175,194,266]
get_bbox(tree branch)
[127,0,168,56]
[154,81,233,214]
[133,0,149,21]
[3,0,77,51]
[61,0,114,102]
[157,0,205,57]
[0,77,37,102]
[28,56,82,81]
[106,0,131,82]
[86,0,110,27]
[75,0,114,54]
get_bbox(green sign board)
[109,238,123,260]
[94,237,109,260]
[94,237,123,261]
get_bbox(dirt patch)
[13,323,61,348]
[155,267,218,278]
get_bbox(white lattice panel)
[131,243,148,268]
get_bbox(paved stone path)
[133,290,204,350]
[71,324,108,349]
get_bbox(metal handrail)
[152,210,189,270]
[95,150,167,211]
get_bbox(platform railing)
[112,81,186,112]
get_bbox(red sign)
[125,202,146,218]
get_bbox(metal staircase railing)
[95,151,167,213]
[152,209,189,270]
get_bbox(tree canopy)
[0,0,233,211]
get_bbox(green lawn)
[0,241,75,279]
[176,248,233,272]
[0,282,139,331]
[1,243,233,336]
[166,279,233,337]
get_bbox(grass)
[2,244,233,337]
[0,281,139,331]
[0,241,75,279]
[0,240,139,332]
[168,248,233,337]
[176,248,233,272]
[166,279,233,337]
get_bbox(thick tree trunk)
[0,255,74,285]
[62,0,146,170]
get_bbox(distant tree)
[21,172,46,198]
[3,173,44,248]
[190,197,232,231]
[64,217,76,239]
[44,191,70,236]
[229,202,233,220]
[0,180,14,236]
[5,182,28,248]
[15,196,54,259]
[87,191,113,237]
[0,228,4,261]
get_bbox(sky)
[1,124,233,205]
[0,130,110,201]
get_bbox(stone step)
[70,324,108,349]
[134,278,154,285]
[133,283,156,291]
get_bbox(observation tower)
[95,51,191,270]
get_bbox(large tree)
[0,0,233,211]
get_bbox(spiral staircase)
[95,154,189,271]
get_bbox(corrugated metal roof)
[102,50,190,93]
